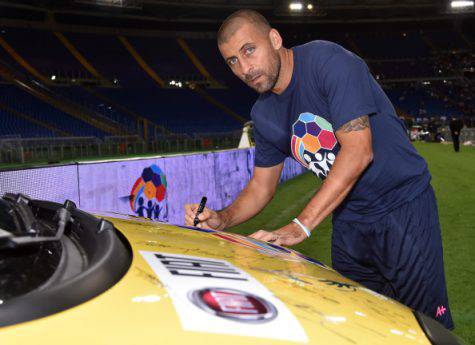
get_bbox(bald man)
[185,10,453,329]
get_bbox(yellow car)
[0,194,461,344]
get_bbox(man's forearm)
[218,178,275,229]
[298,146,373,230]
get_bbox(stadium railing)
[0,131,242,165]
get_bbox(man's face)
[218,23,281,94]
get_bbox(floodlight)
[289,2,303,11]
[450,0,474,8]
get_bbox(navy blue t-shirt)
[251,40,431,223]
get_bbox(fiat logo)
[189,288,278,323]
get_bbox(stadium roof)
[0,0,473,34]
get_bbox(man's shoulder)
[295,40,347,60]
[295,39,344,52]
[295,40,363,70]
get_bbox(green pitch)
[229,142,475,344]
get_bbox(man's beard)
[244,53,281,94]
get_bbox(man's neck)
[271,48,294,95]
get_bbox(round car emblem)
[189,288,277,323]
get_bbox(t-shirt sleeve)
[253,125,287,168]
[321,51,378,130]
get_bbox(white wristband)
[292,218,311,238]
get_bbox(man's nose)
[240,59,252,76]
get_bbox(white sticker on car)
[140,251,308,343]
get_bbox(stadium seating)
[53,86,138,133]
[1,28,90,78]
[0,26,472,139]
[98,87,243,133]
[0,85,107,138]
[425,30,469,51]
[60,33,250,133]
[0,107,54,137]
[353,31,430,59]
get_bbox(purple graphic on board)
[129,165,168,221]
[0,148,306,226]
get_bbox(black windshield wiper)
[0,194,75,249]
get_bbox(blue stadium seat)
[0,85,107,138]
[0,108,54,137]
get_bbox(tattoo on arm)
[340,116,370,132]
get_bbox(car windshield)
[0,199,61,302]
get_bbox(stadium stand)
[57,33,247,133]
[1,28,89,78]
[0,84,107,137]
[1,29,472,127]
[0,106,55,138]
[0,2,472,165]
[425,30,470,51]
[353,31,431,59]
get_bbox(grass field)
[229,142,475,344]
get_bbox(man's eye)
[229,57,238,65]
[245,47,255,55]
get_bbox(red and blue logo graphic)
[130,165,168,220]
[291,113,339,179]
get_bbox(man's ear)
[269,29,283,50]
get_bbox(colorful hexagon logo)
[130,164,168,220]
[291,113,339,179]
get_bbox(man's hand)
[184,204,224,230]
[184,164,283,231]
[248,222,308,246]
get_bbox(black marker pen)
[193,196,207,226]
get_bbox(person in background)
[449,116,464,152]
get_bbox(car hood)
[1,212,430,345]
